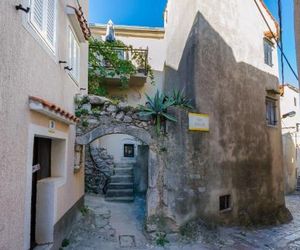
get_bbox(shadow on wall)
[282,133,297,194]
[163,11,292,226]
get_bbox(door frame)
[24,124,68,250]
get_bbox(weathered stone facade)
[79,0,293,233]
[76,95,151,137]
[162,0,291,227]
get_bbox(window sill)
[267,124,278,128]
[22,18,57,63]
[265,64,274,68]
[220,208,232,214]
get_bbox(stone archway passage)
[75,96,162,220]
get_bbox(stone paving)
[64,193,300,250]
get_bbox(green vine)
[88,38,154,95]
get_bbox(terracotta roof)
[259,0,280,40]
[67,5,91,40]
[29,96,80,123]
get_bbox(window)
[29,0,57,52]
[68,28,80,83]
[294,97,297,107]
[219,195,231,211]
[266,98,277,126]
[124,144,134,158]
[264,39,273,66]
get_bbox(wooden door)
[30,137,51,249]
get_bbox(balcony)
[94,45,149,86]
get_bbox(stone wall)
[163,2,291,227]
[85,145,114,194]
[76,95,151,137]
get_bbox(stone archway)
[75,96,163,220]
[76,124,153,146]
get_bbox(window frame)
[266,97,278,127]
[124,144,135,158]
[219,195,231,212]
[28,0,57,54]
[264,38,273,67]
[68,26,81,84]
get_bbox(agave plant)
[169,89,193,110]
[139,90,177,134]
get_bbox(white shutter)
[30,0,44,32]
[46,0,56,47]
[76,43,80,81]
[68,28,80,82]
[68,29,73,68]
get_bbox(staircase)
[106,163,134,202]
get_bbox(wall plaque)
[188,113,209,132]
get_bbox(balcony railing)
[101,46,149,76]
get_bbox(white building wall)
[92,134,143,164]
[0,0,88,249]
[280,85,300,193]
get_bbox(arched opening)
[76,124,160,221]
[87,134,149,202]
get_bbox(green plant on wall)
[139,90,177,134]
[88,37,154,94]
[169,89,193,110]
[139,89,193,134]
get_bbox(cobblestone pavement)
[64,193,300,250]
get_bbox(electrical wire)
[278,0,285,84]
[253,0,299,82]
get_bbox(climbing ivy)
[88,38,154,95]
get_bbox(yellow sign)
[188,113,209,132]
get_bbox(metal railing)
[101,46,149,76]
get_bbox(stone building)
[0,0,89,249]
[280,84,300,194]
[81,0,291,230]
[162,0,289,227]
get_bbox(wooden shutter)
[30,0,44,32]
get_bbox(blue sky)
[264,0,298,86]
[89,0,167,27]
[89,0,298,85]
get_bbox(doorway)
[30,137,52,249]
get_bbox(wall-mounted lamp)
[282,111,296,119]
[15,4,30,13]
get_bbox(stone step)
[114,167,133,175]
[105,196,134,202]
[106,189,134,197]
[108,183,134,189]
[111,175,133,183]
[115,163,134,168]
